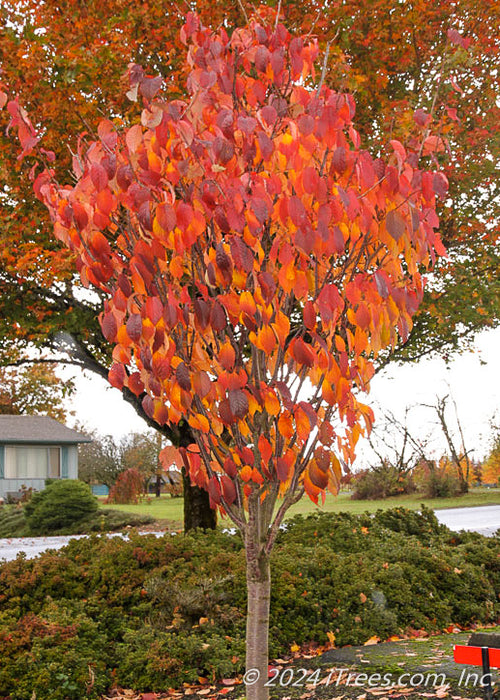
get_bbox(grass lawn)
[99,487,500,528]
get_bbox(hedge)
[0,507,498,699]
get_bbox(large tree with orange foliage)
[7,8,450,696]
[0,0,498,530]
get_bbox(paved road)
[434,504,500,537]
[0,530,166,563]
[0,505,498,563]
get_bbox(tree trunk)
[155,473,162,498]
[182,468,217,531]
[245,549,271,700]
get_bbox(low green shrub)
[421,469,463,498]
[0,501,154,537]
[0,505,27,537]
[351,464,415,500]
[24,480,98,534]
[0,508,498,698]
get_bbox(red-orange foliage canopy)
[7,9,447,517]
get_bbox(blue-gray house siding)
[0,416,90,500]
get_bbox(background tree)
[425,394,471,493]
[120,431,164,496]
[481,424,500,485]
[7,9,450,697]
[0,363,74,421]
[0,0,498,528]
[77,428,122,487]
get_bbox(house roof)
[0,415,92,444]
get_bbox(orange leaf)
[240,465,253,483]
[308,460,328,490]
[294,406,312,443]
[254,325,277,353]
[189,414,210,433]
[258,435,273,464]
[219,341,236,370]
[278,412,294,439]
[263,390,280,416]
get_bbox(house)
[0,415,91,500]
[145,469,183,497]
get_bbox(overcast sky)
[62,326,500,465]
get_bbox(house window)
[4,446,61,479]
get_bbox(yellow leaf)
[290,642,300,653]
[364,635,380,646]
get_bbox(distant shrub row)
[351,463,473,500]
[0,507,498,699]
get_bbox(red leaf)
[258,271,276,304]
[219,399,235,425]
[216,243,232,272]
[288,196,307,227]
[291,338,315,367]
[213,136,234,164]
[156,202,176,231]
[250,197,269,225]
[274,381,293,410]
[176,362,191,390]
[193,299,210,329]
[228,389,249,419]
[223,458,238,478]
[101,312,117,342]
[276,457,292,482]
[208,476,222,505]
[108,363,126,389]
[176,201,193,232]
[374,271,389,299]
[220,475,237,504]
[97,119,118,150]
[317,284,343,323]
[116,165,134,190]
[128,372,145,396]
[386,209,406,241]
[230,237,254,273]
[303,300,316,330]
[145,297,163,325]
[139,75,163,102]
[237,116,257,136]
[433,172,449,198]
[90,163,108,191]
[298,114,315,136]
[210,302,227,331]
[332,147,347,174]
[192,371,211,398]
[257,131,274,159]
[126,314,143,342]
[413,109,431,128]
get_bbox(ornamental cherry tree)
[7,9,448,699]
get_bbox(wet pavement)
[434,504,500,537]
[0,505,498,563]
[0,530,166,563]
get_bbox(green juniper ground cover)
[0,507,498,699]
